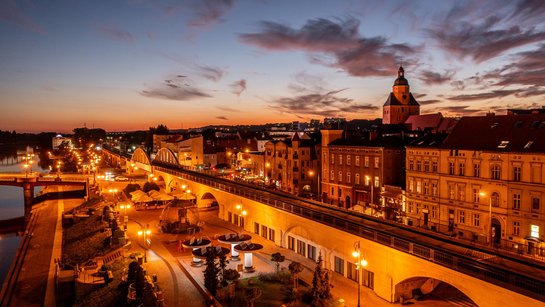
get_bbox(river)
[0,145,47,285]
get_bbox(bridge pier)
[23,183,34,220]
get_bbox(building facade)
[405,114,545,256]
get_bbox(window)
[408,178,414,193]
[347,262,357,281]
[513,166,521,182]
[448,185,455,200]
[261,225,268,239]
[458,185,465,201]
[364,156,369,167]
[338,155,343,165]
[431,206,437,219]
[374,157,379,168]
[338,188,342,197]
[346,155,351,165]
[355,173,360,184]
[416,180,422,193]
[513,221,520,236]
[338,171,342,182]
[498,140,509,149]
[473,163,480,177]
[408,202,413,213]
[473,188,480,203]
[431,182,438,196]
[458,210,465,224]
[423,181,429,195]
[432,161,438,173]
[491,192,500,207]
[473,213,480,227]
[331,154,335,164]
[228,211,233,223]
[374,176,379,188]
[288,236,295,251]
[334,256,344,275]
[330,170,334,181]
[346,172,351,183]
[355,156,360,166]
[254,222,260,234]
[513,193,521,210]
[532,197,541,212]
[269,229,275,242]
[491,165,501,180]
[409,160,414,170]
[449,162,455,175]
[458,162,465,176]
[307,245,317,261]
[416,160,422,171]
[365,175,371,186]
[424,161,430,172]
[297,240,306,256]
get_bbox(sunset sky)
[1,0,545,133]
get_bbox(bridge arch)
[154,148,180,167]
[200,192,219,208]
[394,268,480,305]
[130,147,152,172]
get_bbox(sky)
[1,0,545,133]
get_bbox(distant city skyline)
[1,0,545,133]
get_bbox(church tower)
[382,66,420,124]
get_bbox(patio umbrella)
[149,190,174,201]
[170,189,196,200]
[130,190,154,202]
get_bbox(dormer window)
[524,141,534,149]
[498,141,509,149]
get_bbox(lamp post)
[109,188,118,207]
[365,175,374,207]
[308,170,321,201]
[137,224,151,263]
[480,192,493,246]
[23,163,29,177]
[352,241,368,307]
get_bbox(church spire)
[398,65,404,78]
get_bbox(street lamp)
[352,241,368,307]
[308,170,321,201]
[120,203,131,216]
[480,192,493,246]
[137,224,151,263]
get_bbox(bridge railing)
[153,163,545,302]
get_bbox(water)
[0,145,47,285]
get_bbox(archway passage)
[200,192,219,208]
[492,218,502,246]
[395,277,477,306]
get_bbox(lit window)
[498,141,509,149]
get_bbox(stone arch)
[282,223,313,249]
[200,192,219,208]
[154,148,180,166]
[154,175,166,189]
[394,271,480,306]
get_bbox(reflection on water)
[0,145,48,285]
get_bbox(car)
[114,176,129,181]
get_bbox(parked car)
[114,176,129,181]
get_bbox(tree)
[310,253,332,307]
[219,253,228,287]
[203,247,220,296]
[124,183,141,197]
[288,261,304,290]
[142,181,160,193]
[127,261,140,284]
[270,252,285,273]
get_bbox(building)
[321,130,405,210]
[264,133,320,196]
[52,134,73,150]
[405,114,545,256]
[382,66,420,125]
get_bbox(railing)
[153,162,545,302]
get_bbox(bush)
[123,183,141,197]
[142,182,159,193]
[257,271,291,284]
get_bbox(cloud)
[239,16,419,77]
[418,69,455,85]
[195,65,225,82]
[426,2,545,62]
[418,99,442,105]
[270,88,377,117]
[482,44,545,87]
[216,116,229,120]
[96,25,133,43]
[189,0,235,27]
[140,75,211,101]
[230,79,247,96]
[447,89,518,101]
[216,106,238,112]
[0,0,46,34]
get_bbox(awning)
[524,236,543,243]
[381,191,402,198]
